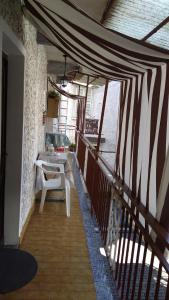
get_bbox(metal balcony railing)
[76,132,169,300]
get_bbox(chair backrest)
[35,160,65,188]
[35,160,46,187]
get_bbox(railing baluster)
[137,242,148,299]
[125,221,138,299]
[115,208,125,280]
[76,133,169,300]
[77,135,86,173]
[145,252,155,300]
[102,175,107,241]
[121,216,133,299]
[165,276,169,300]
[103,184,111,243]
[131,230,142,300]
[118,210,129,289]
[154,262,162,300]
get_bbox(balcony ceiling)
[69,0,169,51]
[35,0,169,85]
[103,0,169,50]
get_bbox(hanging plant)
[47,90,60,118]
[48,90,60,100]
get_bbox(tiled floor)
[0,156,119,300]
[0,188,96,300]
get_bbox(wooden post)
[96,79,109,155]
[82,75,90,134]
[75,86,81,144]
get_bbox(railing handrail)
[78,132,115,175]
[77,132,169,251]
[115,176,169,250]
[76,131,169,298]
[79,133,96,152]
[79,133,115,183]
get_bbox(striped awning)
[22,0,169,81]
[23,0,169,233]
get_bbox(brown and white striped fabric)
[115,69,169,234]
[23,0,169,231]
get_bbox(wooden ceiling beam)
[142,16,169,41]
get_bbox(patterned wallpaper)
[0,0,47,234]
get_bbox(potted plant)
[69,143,76,152]
[48,90,60,99]
[47,90,61,118]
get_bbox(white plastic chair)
[35,160,70,217]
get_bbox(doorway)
[0,18,25,245]
[0,53,8,244]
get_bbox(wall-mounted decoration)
[47,91,60,118]
[85,119,98,135]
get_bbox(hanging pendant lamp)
[60,54,69,87]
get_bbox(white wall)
[66,84,78,143]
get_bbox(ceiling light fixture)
[60,54,69,88]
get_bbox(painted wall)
[0,0,47,235]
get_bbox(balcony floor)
[1,188,96,300]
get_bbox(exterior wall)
[0,1,47,235]
[66,84,79,143]
[46,82,82,143]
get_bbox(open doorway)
[0,18,25,245]
[0,53,8,244]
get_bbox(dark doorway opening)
[0,53,8,244]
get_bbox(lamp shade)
[60,75,69,87]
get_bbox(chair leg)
[65,179,70,217]
[39,189,47,213]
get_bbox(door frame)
[0,52,8,243]
[0,18,25,246]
